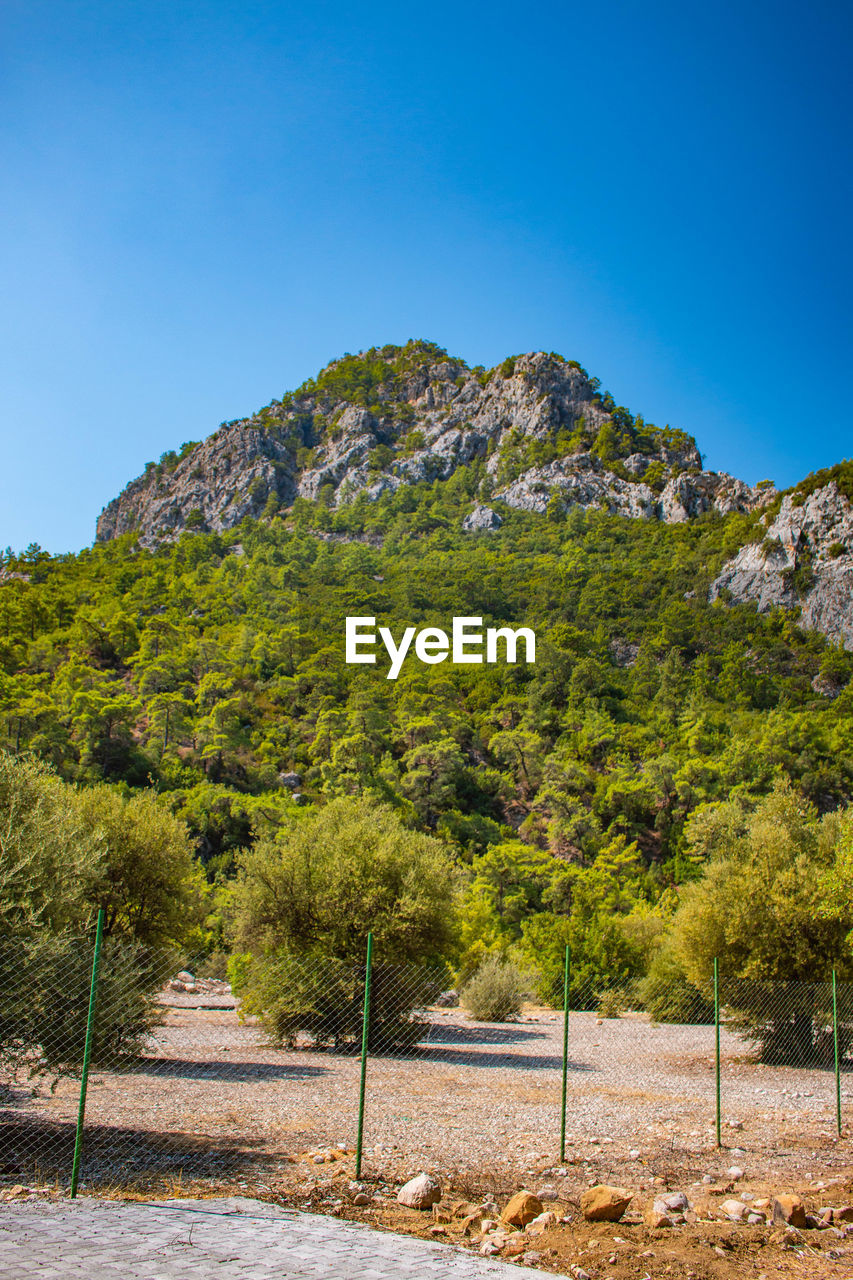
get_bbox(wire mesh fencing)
[2,930,852,1193]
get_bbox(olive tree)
[663,784,853,1062]
[0,754,207,1075]
[229,797,458,1047]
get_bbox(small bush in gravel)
[461,957,530,1021]
[596,987,625,1019]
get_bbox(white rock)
[396,1173,441,1210]
[462,505,502,532]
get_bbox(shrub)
[638,942,714,1025]
[229,950,448,1051]
[461,957,530,1022]
[230,798,457,1049]
[596,987,625,1019]
[0,935,164,1080]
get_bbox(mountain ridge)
[96,341,771,544]
[94,340,852,650]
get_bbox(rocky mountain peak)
[96,341,769,548]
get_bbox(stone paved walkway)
[0,1196,542,1278]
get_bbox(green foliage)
[229,797,455,1047]
[461,955,530,1021]
[1,493,850,874]
[231,797,457,965]
[595,987,625,1018]
[1,451,852,1033]
[0,755,205,945]
[0,753,205,1076]
[791,460,853,506]
[638,940,714,1024]
[0,752,96,937]
[291,341,456,409]
[0,935,162,1077]
[76,785,208,949]
[665,784,853,1059]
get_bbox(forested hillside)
[4,488,852,853]
[4,347,853,1021]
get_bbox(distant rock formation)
[96,341,853,649]
[712,481,853,650]
[95,343,771,546]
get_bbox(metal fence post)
[355,931,374,1179]
[714,956,721,1147]
[833,969,842,1137]
[70,908,105,1198]
[560,944,570,1162]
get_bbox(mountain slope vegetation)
[3,346,853,1015]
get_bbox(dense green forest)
[3,472,853,1042]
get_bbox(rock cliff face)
[711,482,853,650]
[96,343,771,545]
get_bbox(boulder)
[645,1208,674,1228]
[501,1191,543,1227]
[397,1173,442,1209]
[772,1194,807,1228]
[721,1199,748,1222]
[462,505,502,532]
[580,1185,632,1222]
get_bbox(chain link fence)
[2,928,851,1192]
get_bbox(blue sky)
[1,0,850,553]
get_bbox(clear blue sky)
[1,0,850,553]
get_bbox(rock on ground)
[397,1174,442,1210]
[500,1192,543,1227]
[580,1185,632,1222]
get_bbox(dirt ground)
[6,1156,853,1279]
[5,990,853,1276]
[5,994,848,1187]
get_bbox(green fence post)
[70,907,105,1198]
[355,931,374,1179]
[833,969,842,1138]
[560,945,570,1163]
[714,956,721,1147]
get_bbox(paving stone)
[0,1198,535,1279]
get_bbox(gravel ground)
[2,995,849,1189]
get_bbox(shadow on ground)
[131,1057,328,1082]
[0,1112,290,1184]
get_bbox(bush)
[228,950,448,1052]
[230,798,456,1048]
[638,942,714,1025]
[461,957,530,1022]
[232,797,457,965]
[596,987,625,1019]
[0,935,164,1081]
